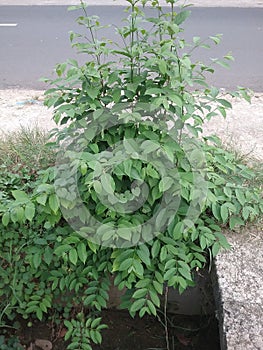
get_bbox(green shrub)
[0,1,262,350]
[0,335,23,350]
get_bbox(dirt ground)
[4,309,220,350]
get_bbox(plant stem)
[130,2,135,83]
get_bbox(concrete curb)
[213,226,263,350]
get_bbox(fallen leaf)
[175,332,192,346]
[58,327,67,338]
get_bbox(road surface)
[0,5,262,91]
[1,1,263,7]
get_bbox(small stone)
[35,339,52,350]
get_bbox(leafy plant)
[0,335,23,350]
[0,1,262,350]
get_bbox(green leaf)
[93,180,102,194]
[149,290,160,307]
[211,203,221,221]
[2,212,10,226]
[36,308,43,321]
[80,162,87,175]
[130,299,145,313]
[212,242,221,257]
[64,320,73,341]
[88,241,98,253]
[132,260,144,276]
[193,36,201,45]
[155,208,167,229]
[216,59,230,69]
[36,193,48,205]
[11,190,28,201]
[77,242,88,264]
[93,109,104,120]
[141,140,160,154]
[209,35,222,45]
[242,206,250,220]
[146,299,157,316]
[139,307,148,318]
[160,246,167,262]
[101,173,115,195]
[164,268,177,281]
[159,177,174,192]
[90,329,102,344]
[49,194,60,213]
[54,244,71,256]
[137,245,151,266]
[235,189,246,206]
[173,222,183,240]
[174,10,191,25]
[87,88,100,100]
[169,93,183,107]
[15,207,25,223]
[147,166,160,179]
[177,276,187,290]
[40,302,47,313]
[223,187,232,198]
[145,87,162,95]
[132,288,148,299]
[63,236,80,244]
[43,247,53,265]
[117,227,132,241]
[200,236,207,250]
[153,280,163,294]
[69,248,78,265]
[151,240,160,259]
[25,305,38,314]
[91,317,102,329]
[123,138,139,154]
[218,98,232,108]
[178,267,192,281]
[24,202,35,222]
[119,258,133,271]
[158,60,167,75]
[229,216,244,230]
[32,253,42,269]
[220,203,229,223]
[155,271,164,284]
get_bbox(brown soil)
[2,310,220,350]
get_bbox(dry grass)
[0,126,55,175]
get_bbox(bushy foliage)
[0,335,23,350]
[0,1,262,349]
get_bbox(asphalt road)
[0,6,262,91]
